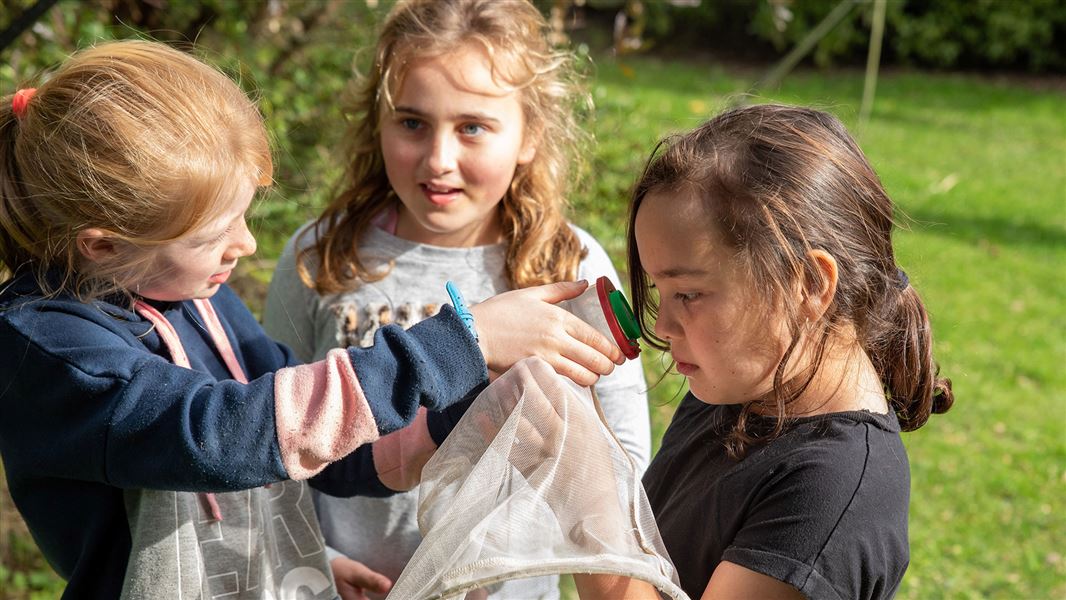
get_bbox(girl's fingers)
[564,317,625,367]
[470,282,626,376]
[529,279,589,304]
[550,355,600,388]
[331,557,393,597]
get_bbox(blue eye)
[460,123,485,136]
[400,118,422,131]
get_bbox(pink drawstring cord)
[134,298,253,521]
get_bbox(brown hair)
[627,104,953,457]
[0,40,271,302]
[300,0,589,293]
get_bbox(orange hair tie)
[12,88,37,119]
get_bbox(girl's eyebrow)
[393,105,501,125]
[653,266,710,279]
[392,105,424,116]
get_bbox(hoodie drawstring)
[133,298,251,522]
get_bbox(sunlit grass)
[566,56,1065,600]
[2,54,1062,599]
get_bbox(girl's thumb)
[536,280,589,304]
[368,573,392,594]
[354,566,392,593]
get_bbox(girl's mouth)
[675,361,698,376]
[209,270,232,285]
[421,183,461,206]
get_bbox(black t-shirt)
[643,393,910,600]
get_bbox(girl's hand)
[471,281,624,387]
[330,556,392,600]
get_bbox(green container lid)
[607,289,641,340]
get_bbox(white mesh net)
[386,357,688,600]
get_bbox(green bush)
[616,0,1066,72]
[889,0,1066,71]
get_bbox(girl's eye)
[459,123,485,136]
[400,118,422,131]
[675,291,701,304]
[205,224,234,246]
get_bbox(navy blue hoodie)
[0,272,486,598]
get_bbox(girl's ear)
[76,229,118,264]
[802,249,838,322]
[517,127,540,166]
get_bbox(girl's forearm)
[573,573,662,599]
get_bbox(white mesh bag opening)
[386,357,688,600]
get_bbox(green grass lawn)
[560,56,1065,600]
[2,57,1063,599]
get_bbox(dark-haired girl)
[579,103,954,600]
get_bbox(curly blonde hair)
[0,40,271,302]
[300,0,591,294]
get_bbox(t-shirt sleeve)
[263,225,319,363]
[720,445,869,600]
[572,224,651,472]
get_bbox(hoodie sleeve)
[0,298,487,493]
[273,305,487,480]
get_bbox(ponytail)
[871,283,954,431]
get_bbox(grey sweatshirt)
[262,223,650,599]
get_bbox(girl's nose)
[426,133,458,175]
[225,219,257,260]
[653,302,680,341]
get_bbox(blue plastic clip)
[446,281,477,341]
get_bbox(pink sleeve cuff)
[274,348,380,480]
